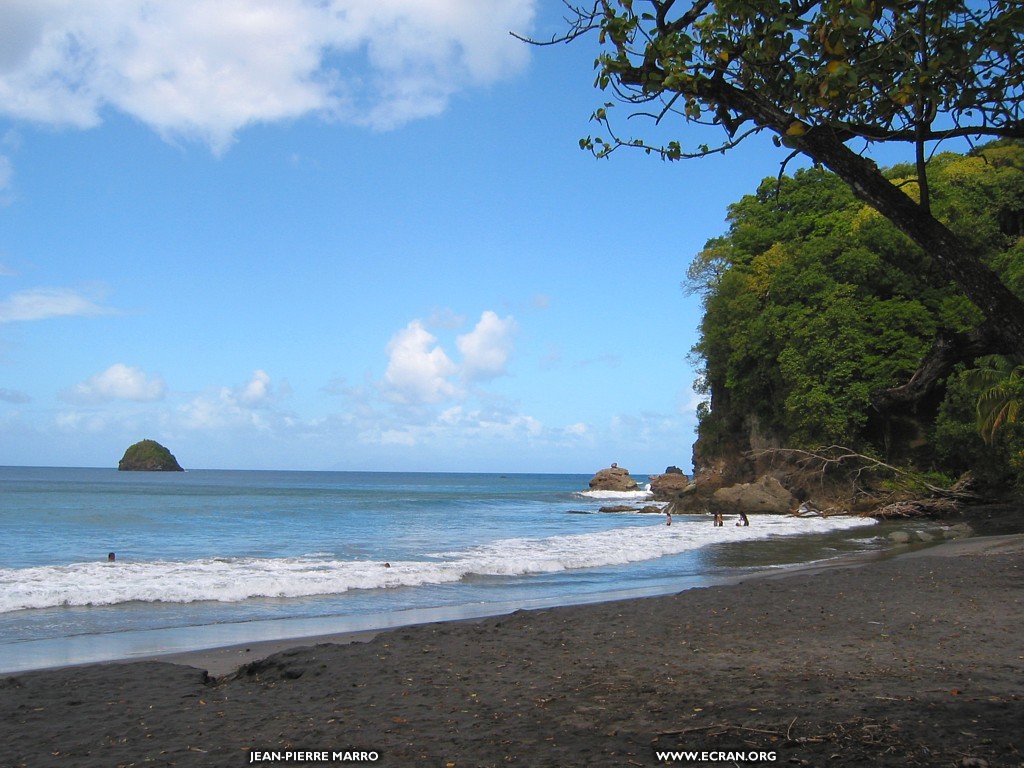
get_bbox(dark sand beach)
[2,522,1022,768]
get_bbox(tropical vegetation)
[543,0,1024,353]
[688,141,1024,495]
[118,439,184,472]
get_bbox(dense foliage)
[561,0,1024,355]
[689,141,1024,490]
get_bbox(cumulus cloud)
[380,311,518,405]
[457,310,516,382]
[0,287,114,323]
[237,369,272,406]
[382,320,460,405]
[179,369,281,430]
[0,0,536,152]
[65,363,167,403]
[439,405,542,438]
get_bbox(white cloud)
[434,403,541,438]
[66,363,167,403]
[380,311,517,405]
[379,428,418,447]
[357,402,543,452]
[456,310,516,382]
[180,369,280,429]
[179,395,225,431]
[0,287,113,323]
[0,0,536,152]
[54,410,112,433]
[238,369,272,406]
[382,319,460,405]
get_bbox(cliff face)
[682,145,1024,512]
[685,402,952,515]
[118,440,184,472]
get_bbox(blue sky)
[0,0,787,473]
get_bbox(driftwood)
[872,498,964,519]
[749,445,975,502]
[792,504,854,518]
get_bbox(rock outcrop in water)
[588,464,639,492]
[118,440,184,472]
[649,468,691,501]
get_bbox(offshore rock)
[588,464,639,492]
[118,439,184,472]
[710,475,794,515]
[649,471,691,501]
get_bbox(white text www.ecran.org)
[655,750,777,763]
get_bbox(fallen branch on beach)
[655,722,790,739]
[749,445,979,508]
[655,719,832,744]
[872,498,964,519]
[792,504,856,518]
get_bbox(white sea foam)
[0,515,876,614]
[576,488,654,501]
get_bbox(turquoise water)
[0,467,883,672]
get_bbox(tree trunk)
[871,325,1005,411]
[708,81,1024,359]
[799,128,1024,359]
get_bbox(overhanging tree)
[531,0,1024,362]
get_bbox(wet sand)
[1,533,1021,767]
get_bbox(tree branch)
[510,2,601,46]
[871,324,1007,412]
[749,445,972,501]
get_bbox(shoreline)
[140,531,1023,677]
[1,525,916,678]
[3,530,1021,766]
[0,514,890,676]
[0,549,877,678]
[0,511,1005,678]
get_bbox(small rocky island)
[588,463,639,492]
[588,464,692,500]
[118,439,184,472]
[648,466,691,502]
[586,464,691,514]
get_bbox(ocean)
[0,467,885,674]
